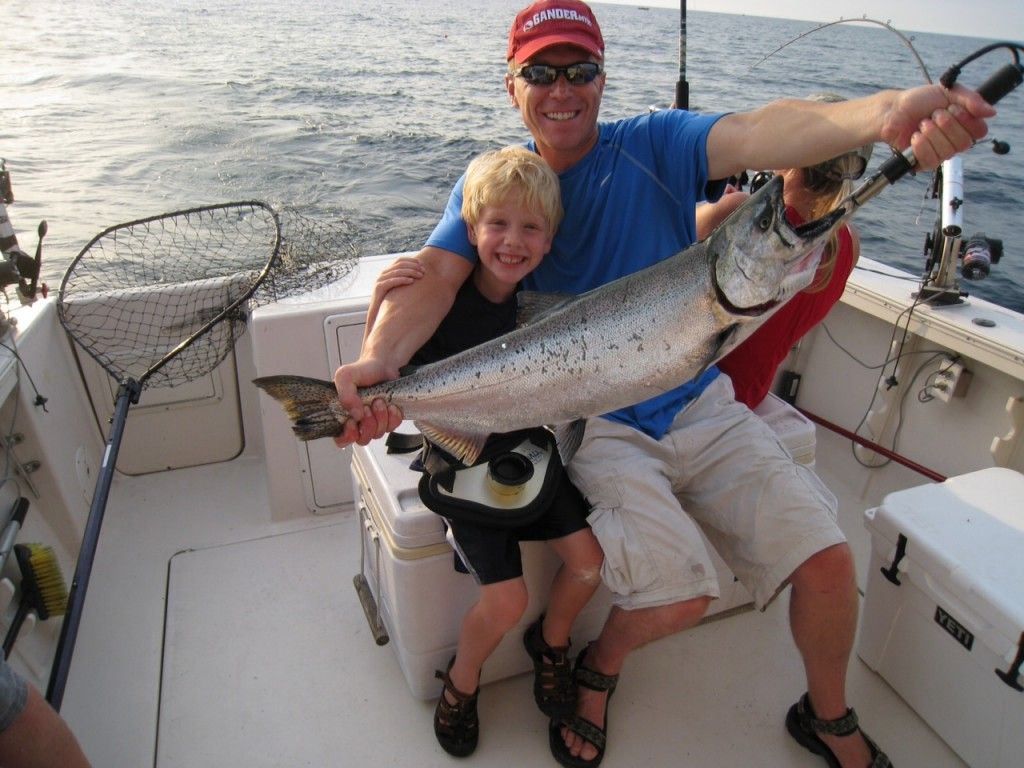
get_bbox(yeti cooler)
[857,467,1024,768]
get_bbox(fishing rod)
[675,0,689,110]
[837,44,1023,225]
[749,17,933,84]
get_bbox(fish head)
[709,174,844,315]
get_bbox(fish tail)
[252,375,347,441]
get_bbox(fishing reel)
[917,157,1006,305]
[0,161,48,329]
[917,136,1012,304]
[914,43,1022,305]
[923,222,1003,281]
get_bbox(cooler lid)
[353,428,446,551]
[752,393,817,453]
[865,467,1024,642]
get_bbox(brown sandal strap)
[794,693,859,737]
[558,712,607,752]
[525,618,574,707]
[435,668,478,707]
[574,644,619,693]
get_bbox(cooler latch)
[353,500,390,647]
[995,631,1024,692]
[880,533,909,585]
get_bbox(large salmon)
[255,175,842,464]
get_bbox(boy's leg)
[447,577,528,695]
[543,529,604,646]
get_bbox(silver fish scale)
[352,175,834,436]
[268,176,836,445]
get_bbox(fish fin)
[550,419,586,464]
[414,421,492,466]
[703,324,742,373]
[515,291,577,327]
[252,375,345,441]
[713,323,739,355]
[397,363,421,377]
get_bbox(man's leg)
[789,543,873,768]
[558,413,721,764]
[559,596,712,762]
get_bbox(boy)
[366,145,603,758]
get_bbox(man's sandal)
[785,693,894,768]
[548,644,618,768]
[523,615,576,717]
[433,657,479,757]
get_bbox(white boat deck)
[58,426,967,768]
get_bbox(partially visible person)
[365,145,604,758]
[712,93,872,408]
[0,656,91,767]
[332,3,993,767]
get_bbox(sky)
[594,1,1024,40]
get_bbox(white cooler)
[752,392,817,466]
[857,467,1024,768]
[350,422,760,699]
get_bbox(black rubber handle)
[877,62,1023,186]
[976,62,1024,105]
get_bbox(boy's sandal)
[523,615,576,717]
[433,657,479,757]
[548,644,618,768]
[785,692,893,768]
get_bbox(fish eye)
[757,208,773,231]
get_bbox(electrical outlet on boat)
[933,362,972,403]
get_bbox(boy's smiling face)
[468,198,553,295]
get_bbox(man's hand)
[883,83,994,170]
[332,358,405,448]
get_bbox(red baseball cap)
[507,1,605,63]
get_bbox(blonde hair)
[461,146,563,234]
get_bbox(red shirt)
[717,215,855,408]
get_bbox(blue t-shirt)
[426,109,727,439]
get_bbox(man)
[332,3,993,766]
[0,658,91,767]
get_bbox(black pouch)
[416,428,562,529]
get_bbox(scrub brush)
[2,544,68,658]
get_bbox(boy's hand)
[332,359,405,448]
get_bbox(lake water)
[5,0,1023,310]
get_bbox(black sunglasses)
[513,61,603,86]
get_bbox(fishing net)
[48,199,360,709]
[57,201,359,389]
[258,205,361,307]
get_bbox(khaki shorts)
[567,374,844,610]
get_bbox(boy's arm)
[333,246,474,447]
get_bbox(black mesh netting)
[57,201,358,390]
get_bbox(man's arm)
[362,256,425,347]
[706,83,994,181]
[332,246,474,447]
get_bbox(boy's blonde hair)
[461,146,563,234]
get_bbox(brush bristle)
[14,543,68,619]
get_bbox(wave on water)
[4,0,1022,311]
